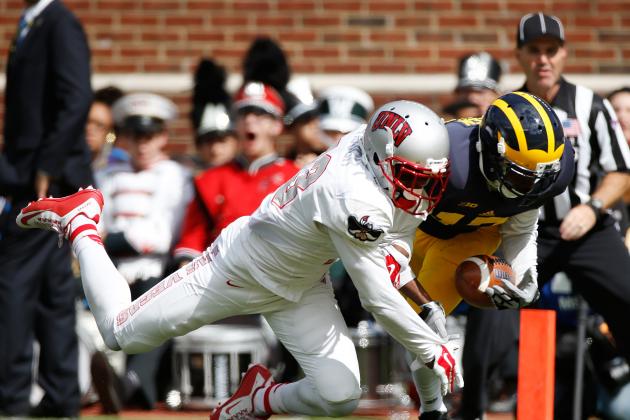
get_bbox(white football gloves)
[484,268,540,310]
[428,342,464,395]
[419,301,448,339]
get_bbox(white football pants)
[75,237,361,416]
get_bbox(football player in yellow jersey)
[403,91,575,419]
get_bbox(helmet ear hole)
[372,152,379,166]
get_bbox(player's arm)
[489,209,540,309]
[330,230,441,360]
[330,230,462,393]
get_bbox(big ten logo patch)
[371,111,413,146]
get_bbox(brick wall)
[1,0,629,153]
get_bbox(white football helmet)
[362,100,450,217]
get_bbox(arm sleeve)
[497,209,539,285]
[329,229,443,363]
[37,15,92,177]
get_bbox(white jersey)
[214,128,444,362]
[97,159,192,283]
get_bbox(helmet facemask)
[380,153,449,216]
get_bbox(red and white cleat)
[210,364,273,420]
[16,187,104,243]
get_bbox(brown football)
[454,255,516,309]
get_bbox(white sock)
[74,230,132,351]
[253,383,287,415]
[412,361,446,413]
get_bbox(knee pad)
[313,360,362,415]
[321,398,360,417]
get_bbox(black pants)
[460,307,519,419]
[0,204,80,417]
[537,220,630,363]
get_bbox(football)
[454,255,516,309]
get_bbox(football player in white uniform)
[17,100,462,418]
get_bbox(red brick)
[574,16,614,27]
[94,31,134,41]
[564,63,594,73]
[396,16,431,27]
[599,32,630,43]
[256,16,295,27]
[276,31,318,42]
[188,1,229,10]
[323,63,362,72]
[416,32,454,43]
[64,0,90,10]
[461,1,503,11]
[141,31,181,42]
[277,1,316,11]
[144,63,184,72]
[211,15,249,26]
[165,16,205,26]
[370,31,408,42]
[393,48,431,59]
[141,1,180,10]
[508,2,548,11]
[368,1,408,12]
[323,2,363,11]
[439,16,477,27]
[348,48,386,59]
[597,1,630,12]
[97,63,139,72]
[79,14,114,25]
[323,32,362,43]
[303,16,341,26]
[564,31,594,43]
[575,49,616,60]
[95,1,139,11]
[233,1,271,10]
[303,48,339,58]
[412,63,452,72]
[188,31,226,42]
[369,63,408,73]
[120,48,158,57]
[291,62,318,73]
[459,32,499,44]
[553,1,593,12]
[120,15,160,25]
[412,0,453,10]
[210,47,248,59]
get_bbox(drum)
[170,324,267,410]
[350,320,411,409]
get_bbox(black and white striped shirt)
[523,78,630,225]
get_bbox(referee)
[515,11,630,371]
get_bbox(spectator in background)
[515,12,630,419]
[608,87,630,248]
[317,85,374,144]
[86,86,126,171]
[608,87,630,143]
[443,52,502,119]
[173,82,299,264]
[89,93,192,414]
[188,59,238,172]
[283,77,325,168]
[0,0,93,417]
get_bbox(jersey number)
[272,154,331,208]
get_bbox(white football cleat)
[16,187,104,243]
[209,364,273,420]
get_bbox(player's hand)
[419,301,448,339]
[427,342,463,395]
[485,268,540,309]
